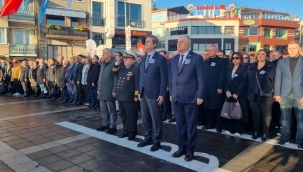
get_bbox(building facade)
[238,8,300,53]
[0,0,37,60]
[90,0,152,55]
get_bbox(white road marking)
[56,121,230,172]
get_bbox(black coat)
[225,66,249,123]
[57,65,68,88]
[203,56,227,109]
[113,64,139,102]
[71,62,83,83]
[37,64,47,84]
[86,63,101,89]
[247,62,275,101]
[20,66,29,82]
[46,65,56,82]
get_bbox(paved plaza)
[0,96,302,172]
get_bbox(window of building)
[47,15,65,26]
[264,28,271,38]
[0,0,3,8]
[0,28,6,44]
[47,45,67,59]
[264,45,270,50]
[168,42,177,51]
[152,13,165,23]
[193,42,219,51]
[191,26,220,34]
[158,41,165,49]
[152,28,164,37]
[243,44,257,52]
[13,30,30,44]
[225,26,234,34]
[276,29,286,39]
[118,2,142,27]
[71,18,78,27]
[225,42,232,50]
[275,45,283,51]
[249,26,258,35]
[170,27,187,36]
[92,32,105,46]
[92,1,103,26]
[244,28,249,36]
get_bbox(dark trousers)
[173,102,198,152]
[272,101,281,127]
[249,98,274,135]
[83,85,90,103]
[89,87,99,107]
[13,79,22,94]
[198,105,206,125]
[280,93,303,144]
[226,119,244,134]
[67,83,74,102]
[205,109,222,128]
[119,101,138,137]
[61,87,69,101]
[162,91,171,118]
[140,90,162,143]
[74,83,82,103]
[31,86,38,96]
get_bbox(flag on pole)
[67,0,73,9]
[125,26,131,50]
[38,0,50,25]
[23,0,31,11]
[0,0,23,17]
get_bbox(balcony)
[91,18,105,26]
[42,26,89,40]
[117,18,145,28]
[8,11,35,22]
[9,44,37,55]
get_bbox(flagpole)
[124,0,127,49]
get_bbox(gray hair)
[146,35,159,45]
[273,51,281,56]
[179,35,191,45]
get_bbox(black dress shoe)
[168,117,176,122]
[118,132,129,138]
[137,139,153,147]
[184,152,194,161]
[162,116,167,121]
[202,125,214,130]
[150,142,161,152]
[76,102,82,105]
[172,149,186,158]
[72,102,77,105]
[261,134,267,142]
[252,132,258,140]
[96,126,109,131]
[128,135,136,140]
[106,128,117,134]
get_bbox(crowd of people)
[1,34,303,162]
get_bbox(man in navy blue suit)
[170,35,205,161]
[138,35,168,152]
[275,41,303,150]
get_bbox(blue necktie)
[145,55,151,69]
[178,55,184,72]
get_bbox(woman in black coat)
[224,52,249,136]
[37,59,47,98]
[247,49,275,142]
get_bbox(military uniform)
[113,51,140,140]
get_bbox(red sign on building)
[196,5,226,10]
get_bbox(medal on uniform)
[127,72,132,80]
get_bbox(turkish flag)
[137,43,145,54]
[0,0,23,17]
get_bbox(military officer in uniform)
[113,50,140,140]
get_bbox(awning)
[45,7,86,18]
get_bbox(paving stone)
[28,166,52,172]
[67,154,93,164]
[39,141,62,149]
[35,155,63,166]
[59,165,85,172]
[3,155,32,167]
[46,145,70,154]
[27,150,53,160]
[10,161,39,172]
[56,137,77,144]
[56,149,82,159]
[0,150,23,161]
[19,146,44,155]
[11,141,35,150]
[45,160,74,171]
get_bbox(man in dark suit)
[275,41,303,150]
[57,59,69,102]
[65,58,75,104]
[37,59,47,98]
[87,55,101,109]
[56,55,64,101]
[203,45,227,133]
[71,55,83,105]
[170,35,204,161]
[20,60,30,97]
[113,50,140,140]
[138,35,168,151]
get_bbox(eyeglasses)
[243,56,248,59]
[231,57,239,60]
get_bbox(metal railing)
[43,26,89,37]
[8,11,35,22]
[117,18,145,28]
[9,44,36,54]
[90,18,105,26]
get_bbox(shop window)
[168,42,177,51]
[92,32,105,46]
[276,29,286,39]
[264,28,271,38]
[170,27,187,36]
